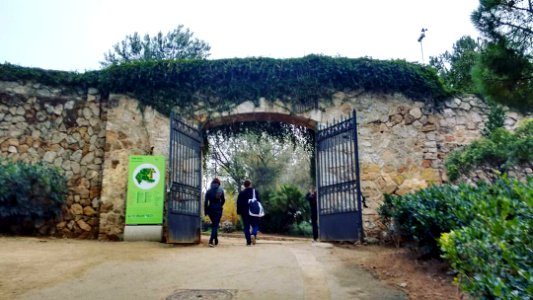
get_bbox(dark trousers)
[311,209,318,240]
[241,215,259,244]
[208,212,222,242]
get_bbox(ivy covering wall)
[0,55,450,116]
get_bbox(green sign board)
[125,155,166,225]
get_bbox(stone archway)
[203,112,318,130]
[96,91,511,240]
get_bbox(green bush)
[378,177,531,257]
[379,183,477,255]
[0,159,67,234]
[440,178,532,299]
[260,184,308,234]
[481,101,505,137]
[445,118,533,181]
[288,221,313,237]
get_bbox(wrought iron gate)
[316,110,363,242]
[167,113,202,243]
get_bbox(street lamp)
[417,28,428,64]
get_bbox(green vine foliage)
[205,121,315,153]
[445,118,533,181]
[0,63,88,91]
[1,56,449,153]
[1,55,450,118]
[481,100,505,137]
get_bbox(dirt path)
[331,243,462,300]
[0,236,409,300]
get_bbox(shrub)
[378,183,477,255]
[378,177,531,257]
[220,190,239,226]
[288,221,313,237]
[0,159,67,235]
[440,178,532,299]
[445,118,533,181]
[260,184,308,234]
[481,101,505,137]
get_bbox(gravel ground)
[0,235,407,300]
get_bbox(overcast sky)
[0,0,481,72]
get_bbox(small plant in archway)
[260,184,310,235]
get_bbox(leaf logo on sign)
[133,163,160,190]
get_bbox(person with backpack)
[237,179,262,246]
[204,178,225,247]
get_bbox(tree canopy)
[205,129,312,193]
[471,0,532,56]
[430,36,480,93]
[101,25,211,67]
[470,0,532,112]
[471,39,532,111]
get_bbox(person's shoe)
[251,235,256,245]
[208,242,215,247]
[215,238,219,246]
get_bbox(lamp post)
[417,28,428,64]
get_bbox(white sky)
[0,0,481,72]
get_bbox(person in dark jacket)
[204,178,225,247]
[236,179,261,246]
[305,185,318,241]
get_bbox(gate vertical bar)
[167,112,174,228]
[349,129,356,211]
[324,125,335,211]
[344,119,350,211]
[349,120,356,211]
[315,124,322,230]
[352,110,364,241]
[197,135,202,218]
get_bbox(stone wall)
[456,164,532,185]
[98,95,169,240]
[0,79,526,240]
[320,92,523,236]
[0,81,106,238]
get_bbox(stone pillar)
[98,95,170,240]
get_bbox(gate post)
[352,110,364,241]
